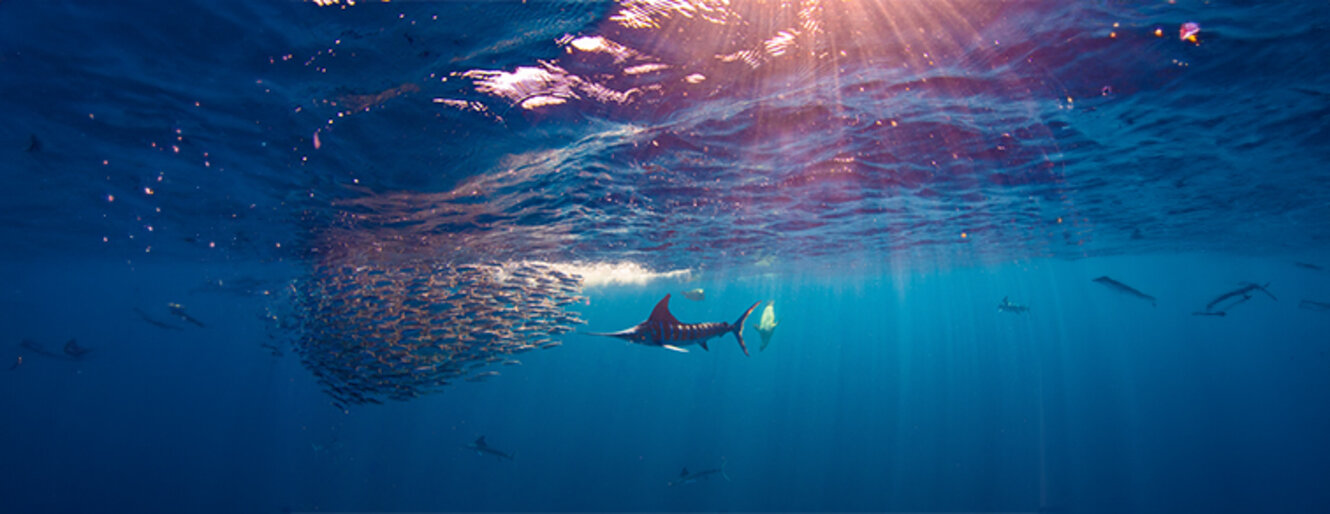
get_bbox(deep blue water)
[3,1,1330,513]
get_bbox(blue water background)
[2,0,1330,513]
[4,255,1328,512]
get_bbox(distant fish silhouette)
[1299,299,1330,312]
[134,308,183,331]
[19,338,84,361]
[466,436,515,460]
[1294,261,1323,271]
[669,460,729,486]
[63,339,91,359]
[7,355,20,370]
[997,296,1030,314]
[1204,282,1275,313]
[167,303,207,328]
[681,288,705,301]
[1092,276,1156,307]
[259,342,283,357]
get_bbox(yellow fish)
[754,301,778,351]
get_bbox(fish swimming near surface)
[681,288,705,301]
[668,460,730,486]
[1299,299,1330,312]
[1091,276,1156,307]
[754,301,778,351]
[997,297,1030,314]
[466,436,515,460]
[584,294,760,355]
[1203,282,1276,313]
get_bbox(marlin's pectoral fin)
[581,327,638,339]
[699,340,709,351]
[661,345,689,353]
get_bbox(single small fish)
[681,288,705,301]
[134,308,183,331]
[20,338,89,361]
[1294,262,1324,271]
[466,436,515,460]
[465,370,500,382]
[1298,299,1330,312]
[20,339,52,357]
[1209,294,1253,314]
[754,301,778,351]
[1205,282,1275,312]
[167,303,207,328]
[1092,276,1156,307]
[997,296,1030,314]
[62,339,91,359]
[669,460,730,486]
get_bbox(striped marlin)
[585,294,760,356]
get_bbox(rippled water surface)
[2,1,1329,513]
[5,0,1328,268]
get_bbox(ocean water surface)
[2,1,1329,513]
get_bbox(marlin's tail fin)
[721,458,731,482]
[732,301,761,356]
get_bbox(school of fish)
[293,261,586,409]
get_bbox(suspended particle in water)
[1180,22,1200,43]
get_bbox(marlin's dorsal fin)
[648,294,680,325]
[681,468,689,477]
